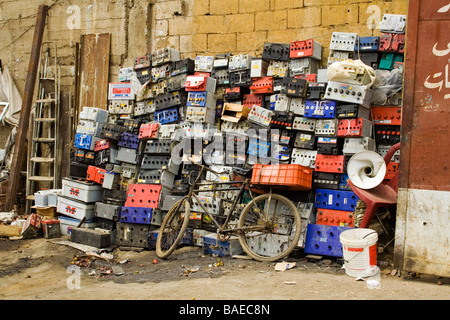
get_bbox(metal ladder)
[25,42,61,212]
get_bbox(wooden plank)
[5,5,48,212]
[78,33,111,114]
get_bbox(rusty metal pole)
[5,5,49,212]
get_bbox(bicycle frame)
[184,165,268,235]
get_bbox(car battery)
[358,52,380,69]
[86,165,106,185]
[94,202,121,221]
[186,123,218,140]
[270,111,294,130]
[297,202,316,248]
[167,73,188,92]
[289,58,320,77]
[135,67,151,84]
[154,107,179,125]
[294,131,316,149]
[76,120,102,136]
[228,54,253,72]
[160,194,184,211]
[327,50,356,66]
[151,63,172,82]
[343,137,376,155]
[94,138,113,152]
[153,91,187,111]
[296,73,317,82]
[279,77,307,97]
[330,32,358,52]
[315,154,345,173]
[336,104,371,119]
[116,222,151,248]
[379,33,405,53]
[140,154,170,170]
[137,169,175,188]
[144,139,172,154]
[325,81,372,107]
[118,132,140,150]
[304,100,336,119]
[134,54,151,70]
[306,82,327,100]
[290,39,322,60]
[102,171,121,190]
[99,122,123,140]
[337,118,372,138]
[95,148,119,167]
[304,224,351,257]
[74,149,95,165]
[272,94,291,112]
[250,58,269,78]
[315,119,338,137]
[125,184,163,208]
[224,86,246,101]
[354,36,380,52]
[185,106,216,124]
[262,42,290,61]
[267,60,289,78]
[229,69,252,87]
[158,124,178,140]
[115,146,141,165]
[316,137,343,155]
[151,47,180,66]
[70,161,89,179]
[184,75,217,92]
[247,138,271,159]
[339,174,351,190]
[119,67,134,82]
[203,233,243,257]
[377,145,401,162]
[293,117,315,132]
[211,68,229,86]
[172,58,195,76]
[108,82,135,100]
[271,129,296,146]
[371,106,402,126]
[270,144,293,162]
[290,148,317,168]
[62,177,103,203]
[133,101,150,117]
[149,209,165,226]
[57,195,96,220]
[380,14,407,33]
[103,189,127,206]
[119,207,153,225]
[152,80,168,96]
[192,229,211,247]
[314,189,359,211]
[374,125,401,144]
[79,107,108,123]
[191,196,222,216]
[249,77,273,95]
[214,54,230,68]
[313,172,341,190]
[187,91,217,109]
[138,123,160,140]
[74,134,101,151]
[41,219,61,239]
[194,55,215,72]
[243,94,264,110]
[379,53,404,70]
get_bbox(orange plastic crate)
[251,164,312,190]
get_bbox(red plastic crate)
[316,208,354,227]
[251,164,312,190]
[86,166,106,185]
[125,184,163,208]
[314,154,345,174]
[139,123,160,139]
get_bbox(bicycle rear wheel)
[238,193,301,262]
[156,199,191,259]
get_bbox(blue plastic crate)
[314,189,359,211]
[304,224,352,257]
[304,100,336,119]
[154,107,179,124]
[119,207,153,224]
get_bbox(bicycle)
[155,164,302,262]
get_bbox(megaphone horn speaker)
[347,151,386,190]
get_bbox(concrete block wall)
[0,0,408,98]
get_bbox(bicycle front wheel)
[238,193,302,262]
[156,199,191,259]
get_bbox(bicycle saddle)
[232,167,253,177]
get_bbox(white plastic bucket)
[340,228,378,278]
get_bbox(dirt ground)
[0,235,448,303]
